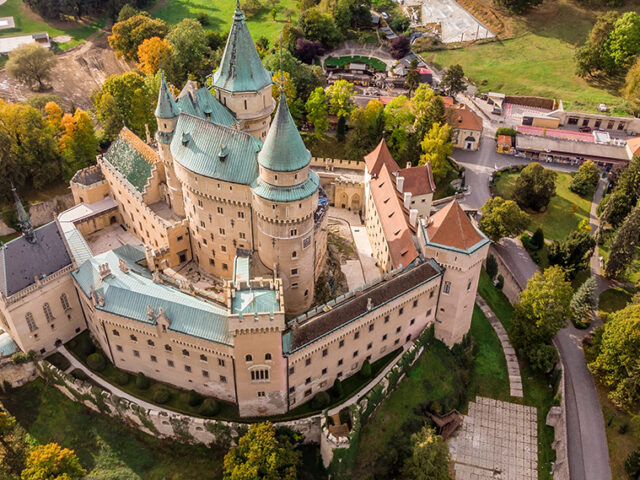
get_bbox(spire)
[11,184,36,244]
[257,97,310,173]
[155,71,180,119]
[212,5,272,93]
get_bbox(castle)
[0,5,489,417]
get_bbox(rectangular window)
[151,355,157,363]
[339,340,344,348]
[291,268,298,276]
[168,360,175,367]
[200,221,205,228]
[238,211,245,219]
[257,391,265,397]
[322,368,327,375]
[217,207,224,214]
[218,358,225,367]
[353,350,358,358]
[223,263,228,270]
[399,307,404,315]
[367,343,372,350]
[289,366,295,375]
[304,389,312,397]
[354,331,360,340]
[384,315,389,323]
[221,245,227,253]
[338,358,343,366]
[289,386,295,393]
[322,348,328,357]
[382,334,388,341]
[239,232,246,240]
[305,358,311,366]
[443,281,451,294]
[116,345,123,352]
[394,339,400,345]
[396,326,401,333]
[219,228,226,236]
[413,300,418,308]
[202,370,209,378]
[220,375,227,383]
[303,237,311,248]
[427,308,432,316]
[305,377,311,384]
[430,290,434,298]
[368,324,374,332]
[133,350,140,357]
[410,318,415,326]
[290,228,297,236]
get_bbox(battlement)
[310,157,366,171]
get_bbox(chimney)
[404,191,412,209]
[98,263,111,280]
[406,162,411,168]
[119,258,129,273]
[396,176,405,193]
[367,297,373,310]
[409,209,418,227]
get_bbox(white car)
[381,12,389,19]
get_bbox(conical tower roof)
[212,4,272,93]
[258,95,311,172]
[155,73,180,119]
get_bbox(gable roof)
[176,83,237,128]
[370,163,419,268]
[397,163,436,196]
[425,200,488,252]
[103,128,158,193]
[446,105,483,132]
[0,222,71,297]
[627,137,640,156]
[212,6,272,93]
[171,113,262,185]
[364,138,400,177]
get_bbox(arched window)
[245,354,253,362]
[200,354,207,362]
[182,349,190,357]
[60,293,70,311]
[130,334,137,342]
[43,303,54,323]
[147,339,155,347]
[25,313,37,332]
[265,353,272,360]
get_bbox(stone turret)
[212,3,275,140]
[11,184,36,244]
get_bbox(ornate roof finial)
[11,183,36,244]
[278,34,286,102]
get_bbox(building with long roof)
[2,4,489,418]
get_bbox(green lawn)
[324,55,387,71]
[149,0,298,43]
[495,170,593,241]
[424,0,633,115]
[598,287,634,314]
[0,0,106,49]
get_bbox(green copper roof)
[155,74,180,119]
[212,6,272,92]
[176,85,237,128]
[171,113,261,185]
[252,170,319,202]
[257,96,311,172]
[103,130,156,193]
[232,289,278,317]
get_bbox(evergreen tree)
[599,156,640,228]
[548,229,595,278]
[485,254,498,280]
[571,277,597,323]
[440,64,466,96]
[605,203,640,278]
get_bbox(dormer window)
[218,144,228,161]
[181,132,191,145]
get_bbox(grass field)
[495,170,593,241]
[598,286,634,314]
[424,0,638,115]
[149,0,298,43]
[0,0,105,49]
[324,55,387,71]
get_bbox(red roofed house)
[446,104,483,151]
[627,137,640,159]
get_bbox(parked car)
[579,126,592,132]
[381,12,389,19]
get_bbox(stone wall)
[547,357,570,480]
[0,357,38,390]
[0,193,74,235]
[488,244,523,305]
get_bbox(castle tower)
[212,2,275,140]
[154,73,186,217]
[11,184,36,244]
[251,93,321,316]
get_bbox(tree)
[571,277,597,323]
[570,160,600,196]
[601,12,640,74]
[389,35,410,59]
[299,8,341,48]
[513,162,556,212]
[605,202,640,278]
[589,302,640,409]
[165,18,211,85]
[411,84,435,127]
[59,109,99,181]
[599,156,640,229]
[109,13,168,60]
[383,95,415,159]
[548,229,596,278]
[325,80,355,119]
[21,443,86,480]
[532,227,545,249]
[485,254,498,280]
[400,425,451,480]
[272,70,297,107]
[223,422,300,480]
[512,266,573,351]
[478,196,529,242]
[575,11,618,77]
[295,38,323,64]
[440,64,466,96]
[262,49,324,102]
[420,122,453,186]
[6,44,57,91]
[240,0,262,16]
[626,448,640,480]
[346,99,385,159]
[494,0,542,14]
[305,87,329,139]
[623,58,640,115]
[137,37,172,75]
[405,59,421,93]
[117,4,138,21]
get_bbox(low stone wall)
[547,355,570,480]
[0,357,38,390]
[488,244,523,305]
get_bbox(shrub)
[496,274,504,290]
[532,228,545,249]
[115,371,129,385]
[311,391,331,410]
[153,389,171,404]
[80,335,96,356]
[199,398,220,417]
[520,232,532,250]
[87,353,106,372]
[136,372,150,390]
[428,400,443,415]
[330,378,344,398]
[338,407,351,427]
[46,353,70,371]
[618,422,629,434]
[485,254,498,280]
[187,389,204,407]
[625,448,640,479]
[495,127,518,138]
[359,359,372,379]
[70,369,88,381]
[196,12,210,25]
[11,352,30,365]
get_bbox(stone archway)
[338,192,348,209]
[351,193,361,211]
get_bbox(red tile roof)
[446,105,483,132]
[365,138,400,176]
[627,137,640,156]
[397,163,436,196]
[426,200,485,251]
[517,125,595,142]
[497,135,512,147]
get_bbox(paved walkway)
[476,296,523,398]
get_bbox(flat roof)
[0,32,50,54]
[0,17,16,30]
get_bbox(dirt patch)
[327,223,358,261]
[529,0,560,18]
[0,28,132,109]
[313,227,355,307]
[455,0,513,38]
[52,35,72,43]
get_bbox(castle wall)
[364,186,393,273]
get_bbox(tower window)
[244,99,247,110]
[25,312,37,332]
[245,354,253,362]
[443,281,451,294]
[60,294,70,311]
[43,303,54,323]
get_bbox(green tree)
[598,156,640,229]
[406,58,421,94]
[272,70,297,107]
[165,18,211,85]
[346,99,385,159]
[223,422,300,480]
[411,84,435,128]
[383,95,415,159]
[401,425,451,480]
[513,162,556,212]
[262,49,324,101]
[478,196,529,242]
[325,80,355,119]
[420,122,453,186]
[575,11,618,77]
[548,229,596,278]
[623,58,640,115]
[486,254,498,280]
[299,8,342,47]
[571,277,597,323]
[605,202,640,278]
[108,13,168,60]
[59,109,99,181]
[440,64,465,96]
[589,302,640,410]
[602,12,640,74]
[6,44,57,91]
[494,0,542,14]
[21,443,86,480]
[532,227,545,249]
[305,87,329,139]
[570,160,600,196]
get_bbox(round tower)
[252,95,321,315]
[212,3,275,140]
[154,73,185,217]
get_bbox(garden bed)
[324,55,387,72]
